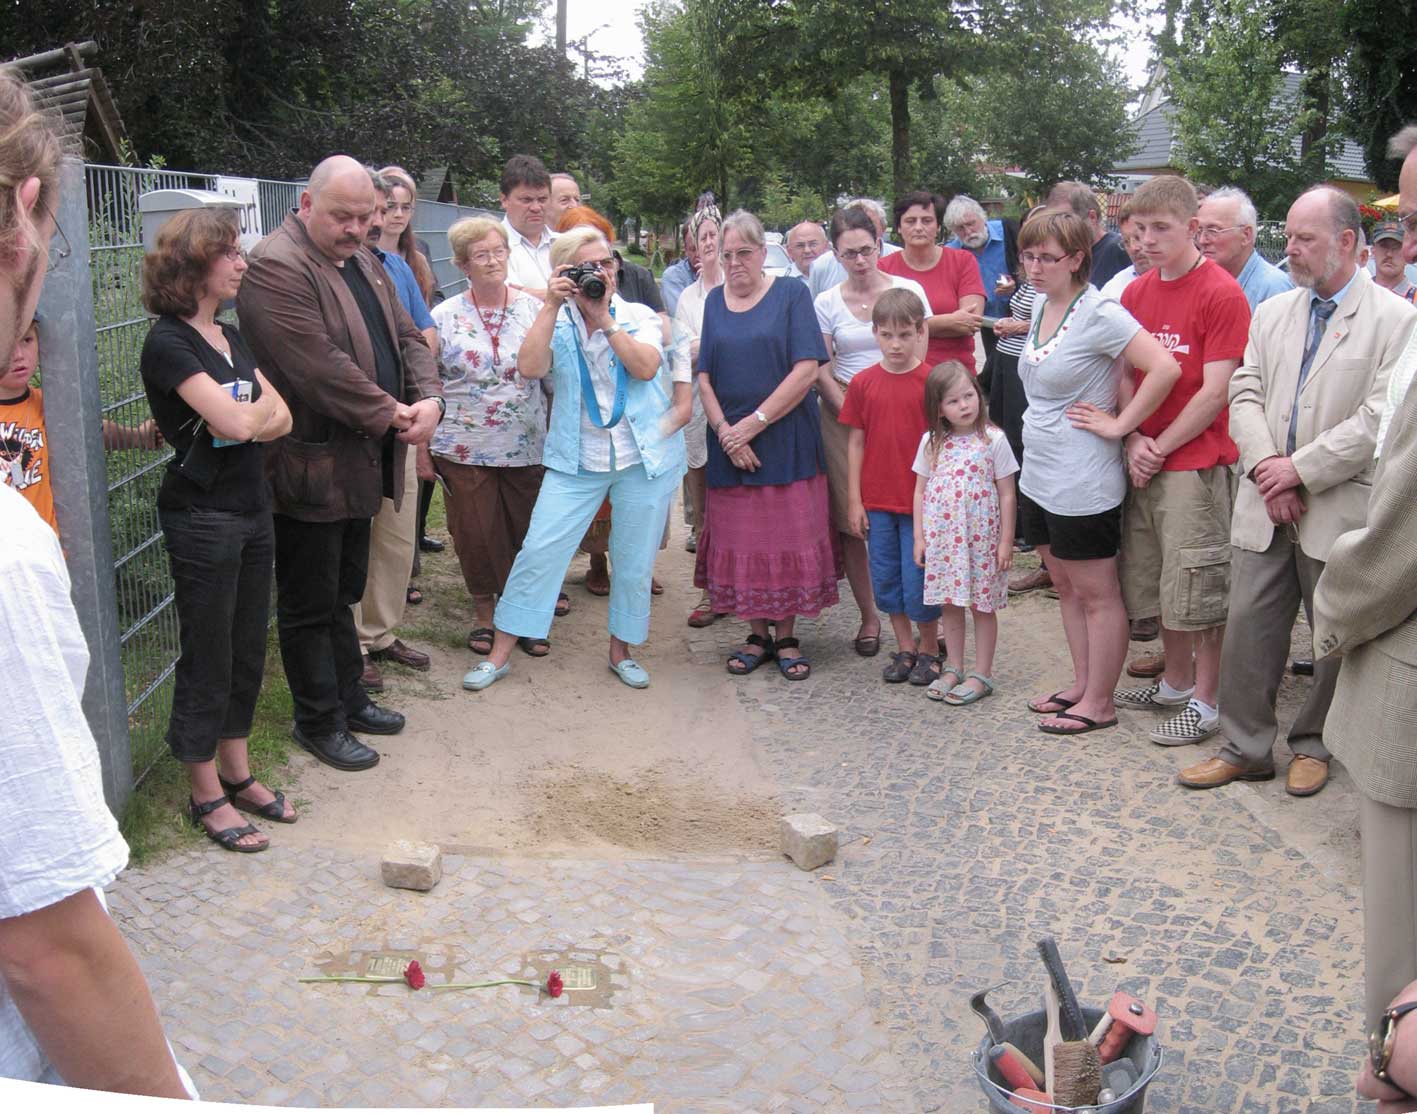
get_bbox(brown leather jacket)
[236,213,441,521]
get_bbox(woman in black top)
[140,207,293,853]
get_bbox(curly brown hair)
[141,207,240,317]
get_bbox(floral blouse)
[430,289,545,467]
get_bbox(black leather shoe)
[347,701,406,736]
[419,536,445,553]
[292,727,379,771]
[1290,658,1315,676]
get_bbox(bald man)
[785,220,826,282]
[237,155,443,773]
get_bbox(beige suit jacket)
[1313,372,1417,807]
[1228,269,1417,559]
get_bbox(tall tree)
[1343,0,1417,191]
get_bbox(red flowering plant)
[300,960,562,998]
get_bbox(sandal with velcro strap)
[774,637,812,681]
[727,633,775,675]
[218,774,296,824]
[190,795,268,853]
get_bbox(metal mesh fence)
[78,165,489,789]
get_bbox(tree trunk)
[1299,67,1331,179]
[889,68,910,200]
[556,0,568,55]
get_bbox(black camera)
[563,262,607,300]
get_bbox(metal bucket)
[971,1006,1163,1112]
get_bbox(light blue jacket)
[543,297,686,480]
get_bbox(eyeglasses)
[43,201,71,274]
[220,245,246,263]
[467,246,510,265]
[721,248,759,265]
[1020,251,1071,266]
[583,257,615,271]
[838,245,879,261]
[1396,210,1417,238]
[1196,225,1242,241]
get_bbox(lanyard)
[566,306,628,428]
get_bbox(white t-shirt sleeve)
[814,287,840,337]
[892,276,935,317]
[911,432,935,478]
[670,288,700,382]
[1092,296,1145,360]
[0,488,128,921]
[988,427,1021,479]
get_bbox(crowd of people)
[6,63,1417,1107]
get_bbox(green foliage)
[1342,0,1417,191]
[1169,0,1307,217]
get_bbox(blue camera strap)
[566,304,628,429]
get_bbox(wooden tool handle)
[1043,980,1061,1093]
[1098,1019,1131,1063]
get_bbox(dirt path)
[278,525,784,858]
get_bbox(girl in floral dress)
[911,361,1019,705]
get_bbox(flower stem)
[427,979,540,991]
[298,976,402,984]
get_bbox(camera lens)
[578,273,606,299]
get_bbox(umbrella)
[1373,194,1400,210]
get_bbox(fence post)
[39,156,134,817]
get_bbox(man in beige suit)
[1315,129,1417,1090]
[1179,186,1417,796]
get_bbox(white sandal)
[926,662,965,702]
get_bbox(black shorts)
[1017,491,1121,562]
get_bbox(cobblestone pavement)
[692,587,1369,1113]
[111,547,1373,1111]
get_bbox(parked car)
[764,241,794,277]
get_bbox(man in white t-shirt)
[0,72,191,1098]
[500,154,559,301]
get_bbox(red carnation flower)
[404,960,426,990]
[546,971,564,998]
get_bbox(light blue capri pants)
[494,462,679,644]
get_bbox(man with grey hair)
[1179,185,1416,798]
[944,194,1018,319]
[1196,186,1291,310]
[239,154,444,772]
[1313,133,1417,1094]
[549,172,581,217]
[1046,180,1131,285]
[785,220,827,282]
[808,198,900,298]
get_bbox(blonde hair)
[1130,174,1199,221]
[550,226,610,271]
[377,164,435,303]
[448,217,508,268]
[0,72,63,265]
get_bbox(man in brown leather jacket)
[237,155,442,772]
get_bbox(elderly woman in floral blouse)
[431,216,562,658]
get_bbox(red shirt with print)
[837,360,930,514]
[1121,257,1250,471]
[879,248,985,373]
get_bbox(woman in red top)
[879,190,987,373]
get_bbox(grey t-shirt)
[1018,287,1142,516]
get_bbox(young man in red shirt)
[1112,175,1251,746]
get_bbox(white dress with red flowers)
[912,428,1019,612]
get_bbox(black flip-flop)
[1026,691,1076,715]
[1038,712,1118,736]
[517,636,551,657]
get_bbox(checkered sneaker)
[1113,682,1193,710]
[1149,705,1220,746]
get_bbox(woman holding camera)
[140,207,294,852]
[463,227,687,691]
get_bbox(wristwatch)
[1370,1001,1417,1091]
[603,323,623,339]
[431,396,447,423]
[754,409,768,425]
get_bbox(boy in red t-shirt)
[1109,175,1251,745]
[840,289,941,684]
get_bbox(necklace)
[469,285,508,368]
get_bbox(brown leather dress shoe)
[1127,650,1166,678]
[1008,567,1053,595]
[1177,755,1275,789]
[1130,617,1160,642]
[369,639,431,672]
[1286,755,1330,797]
[360,654,384,692]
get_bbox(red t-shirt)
[879,248,985,373]
[1121,258,1250,471]
[837,361,930,513]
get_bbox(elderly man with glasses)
[1196,186,1292,311]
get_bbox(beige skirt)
[819,390,853,533]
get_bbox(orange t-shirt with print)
[0,387,56,533]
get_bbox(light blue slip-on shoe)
[463,660,510,691]
[608,658,650,689]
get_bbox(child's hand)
[913,537,926,568]
[137,418,163,450]
[846,502,869,540]
[997,539,1013,573]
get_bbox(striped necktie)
[1286,298,1336,455]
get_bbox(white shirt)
[0,484,130,1084]
[502,217,558,292]
[1098,264,1139,303]
[568,295,664,471]
[814,276,933,384]
[670,275,722,382]
[1377,323,1417,459]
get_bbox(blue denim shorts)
[866,509,941,622]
